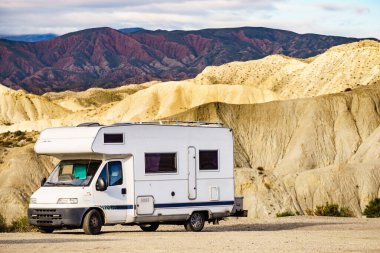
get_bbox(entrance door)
[93,160,128,223]
[188,147,197,200]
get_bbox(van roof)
[77,121,225,128]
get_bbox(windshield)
[44,160,102,187]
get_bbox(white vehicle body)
[28,122,244,233]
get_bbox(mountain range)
[0,26,373,94]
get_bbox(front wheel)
[184,212,206,232]
[139,223,159,232]
[83,209,103,235]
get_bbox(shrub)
[0,214,37,233]
[0,213,8,232]
[339,206,355,217]
[14,131,24,137]
[313,202,354,217]
[257,166,264,171]
[363,198,380,218]
[305,208,314,216]
[276,210,295,217]
[9,216,36,232]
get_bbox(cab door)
[93,160,128,224]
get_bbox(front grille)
[35,209,56,213]
[37,220,53,224]
[31,209,62,220]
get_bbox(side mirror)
[96,177,107,191]
[41,177,46,186]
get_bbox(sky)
[0,0,379,39]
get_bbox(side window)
[145,153,177,173]
[108,161,123,186]
[98,161,123,187]
[199,150,219,170]
[99,165,108,183]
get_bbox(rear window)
[145,153,177,173]
[199,150,219,170]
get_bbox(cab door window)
[108,161,123,186]
[98,161,123,187]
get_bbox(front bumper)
[28,208,88,228]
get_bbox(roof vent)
[77,122,102,127]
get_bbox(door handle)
[121,188,127,195]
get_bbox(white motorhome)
[28,121,246,234]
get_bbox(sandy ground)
[0,216,379,253]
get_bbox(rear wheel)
[38,227,54,233]
[184,212,206,232]
[83,209,103,235]
[139,223,159,232]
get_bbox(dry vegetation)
[0,131,38,148]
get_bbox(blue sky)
[0,0,379,38]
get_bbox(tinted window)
[98,161,123,186]
[145,153,177,173]
[108,161,123,186]
[104,133,124,143]
[199,150,218,170]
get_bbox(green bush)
[276,210,295,217]
[314,202,354,217]
[363,198,380,218]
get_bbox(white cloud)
[0,0,378,39]
[317,3,370,14]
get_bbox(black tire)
[139,223,159,232]
[83,209,103,235]
[184,212,206,232]
[38,227,54,233]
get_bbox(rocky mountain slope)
[0,40,380,221]
[0,27,369,94]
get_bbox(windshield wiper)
[44,182,72,186]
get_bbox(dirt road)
[1,216,379,253]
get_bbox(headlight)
[57,198,78,204]
[30,198,37,204]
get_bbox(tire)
[83,209,103,235]
[139,223,159,232]
[38,227,54,233]
[184,212,206,232]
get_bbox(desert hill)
[0,40,380,221]
[43,81,158,112]
[194,40,380,99]
[0,84,69,126]
[166,83,380,216]
[0,26,368,94]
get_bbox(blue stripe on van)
[99,205,134,210]
[98,201,234,210]
[154,200,235,208]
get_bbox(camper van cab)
[28,121,246,235]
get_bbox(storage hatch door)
[136,196,155,215]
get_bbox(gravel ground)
[1,216,379,253]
